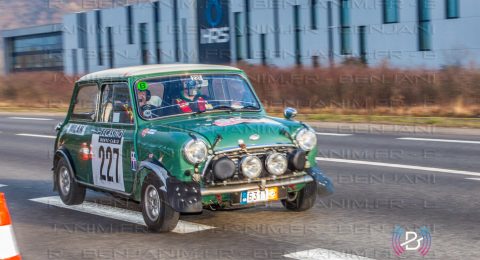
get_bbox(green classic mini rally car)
[53,64,333,232]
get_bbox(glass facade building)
[2,24,63,73]
[11,33,63,72]
[0,0,474,74]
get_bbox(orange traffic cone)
[0,193,21,260]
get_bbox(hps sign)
[197,0,231,63]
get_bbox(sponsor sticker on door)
[91,129,125,191]
[67,124,86,136]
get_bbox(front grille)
[202,145,298,185]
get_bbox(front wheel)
[141,175,179,232]
[281,181,317,211]
[56,157,86,205]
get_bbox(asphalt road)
[1,115,480,259]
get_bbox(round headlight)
[240,155,262,179]
[183,139,208,164]
[295,128,317,151]
[212,157,236,180]
[266,153,288,176]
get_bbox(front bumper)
[201,167,334,197]
[167,167,333,213]
[201,174,313,196]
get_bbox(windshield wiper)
[195,104,259,114]
[239,105,259,110]
[211,105,236,112]
[193,105,234,115]
[193,109,208,115]
[213,105,234,110]
[213,105,260,112]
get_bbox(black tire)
[281,181,317,211]
[141,175,179,232]
[55,157,86,205]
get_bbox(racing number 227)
[98,146,119,183]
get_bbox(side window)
[99,83,133,124]
[71,84,98,121]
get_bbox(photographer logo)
[392,225,432,256]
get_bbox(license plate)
[240,187,279,204]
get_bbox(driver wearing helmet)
[138,89,156,118]
[176,79,209,113]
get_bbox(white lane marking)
[465,178,480,181]
[16,133,56,139]
[0,184,7,188]
[316,132,353,137]
[8,117,53,121]
[397,137,480,145]
[317,157,480,177]
[30,196,215,234]
[284,248,375,260]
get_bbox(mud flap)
[166,178,203,213]
[139,161,203,213]
[307,167,334,197]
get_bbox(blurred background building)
[0,0,478,75]
[1,24,63,73]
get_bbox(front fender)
[134,160,202,213]
[137,130,200,182]
[307,166,334,197]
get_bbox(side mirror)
[55,123,62,132]
[283,107,297,120]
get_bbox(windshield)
[135,74,261,119]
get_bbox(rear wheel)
[56,157,86,205]
[141,175,179,232]
[281,181,317,211]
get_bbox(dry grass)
[0,72,76,109]
[1,66,479,123]
[240,64,480,118]
[267,105,480,118]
